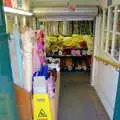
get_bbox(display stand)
[55,72,60,120]
[14,84,32,120]
[49,72,60,120]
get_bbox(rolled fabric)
[47,75,55,99]
[71,49,76,55]
[75,50,81,56]
[21,28,33,92]
[36,30,45,65]
[32,43,40,73]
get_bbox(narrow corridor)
[58,72,110,120]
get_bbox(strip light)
[4,7,33,16]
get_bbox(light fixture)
[4,7,33,16]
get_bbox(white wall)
[92,15,119,119]
[93,57,119,119]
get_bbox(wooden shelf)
[46,55,91,58]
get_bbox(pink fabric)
[36,31,45,65]
[32,46,40,73]
[47,75,55,99]
[71,49,76,55]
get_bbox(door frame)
[113,73,120,120]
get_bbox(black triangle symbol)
[38,108,47,118]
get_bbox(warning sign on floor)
[33,94,52,120]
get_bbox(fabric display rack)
[32,28,60,120]
[45,21,93,72]
[6,14,60,119]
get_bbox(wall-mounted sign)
[3,0,13,8]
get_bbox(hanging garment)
[13,26,24,87]
[36,30,45,65]
[8,38,19,85]
[21,28,33,92]
[32,42,40,74]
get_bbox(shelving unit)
[46,54,91,58]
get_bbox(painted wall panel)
[94,59,119,119]
[92,14,119,120]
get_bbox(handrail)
[94,56,120,68]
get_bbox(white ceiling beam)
[33,7,98,16]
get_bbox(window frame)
[101,5,120,63]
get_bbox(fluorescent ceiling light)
[33,7,98,13]
[4,7,33,16]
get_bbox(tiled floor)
[58,72,110,120]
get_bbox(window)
[101,5,120,62]
[101,9,108,49]
[114,35,120,61]
[114,5,120,62]
[105,9,108,31]
[106,7,114,54]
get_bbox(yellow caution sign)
[33,94,52,120]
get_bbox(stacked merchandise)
[46,34,92,72]
[33,27,59,99]
[32,64,57,99]
[46,34,93,56]
[44,21,93,35]
[44,21,93,72]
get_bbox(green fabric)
[0,1,19,120]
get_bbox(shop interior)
[5,14,109,120]
[2,1,116,120]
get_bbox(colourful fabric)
[36,30,45,64]
[13,26,23,87]
[47,75,55,99]
[8,39,19,85]
[32,43,40,73]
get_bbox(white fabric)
[21,28,34,92]
[21,30,33,54]
[8,39,19,85]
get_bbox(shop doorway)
[43,20,109,120]
[40,19,110,120]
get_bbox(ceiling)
[31,0,99,8]
[31,0,107,21]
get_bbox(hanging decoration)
[68,0,76,12]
